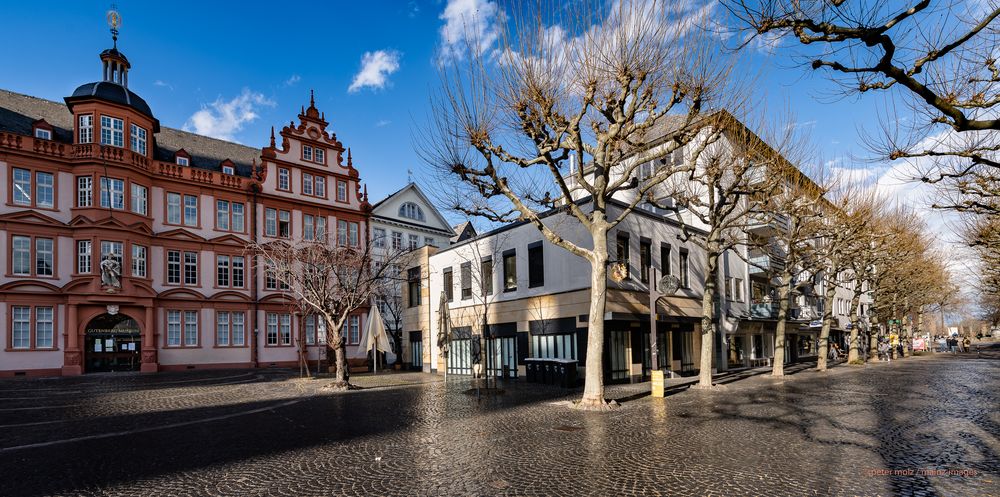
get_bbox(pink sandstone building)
[0,37,371,376]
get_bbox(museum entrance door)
[85,313,142,373]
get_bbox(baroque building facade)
[0,39,371,376]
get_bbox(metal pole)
[649,266,659,372]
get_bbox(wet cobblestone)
[0,349,996,496]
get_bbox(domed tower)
[64,7,159,157]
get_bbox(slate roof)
[0,89,260,177]
[68,82,154,121]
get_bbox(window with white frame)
[12,236,31,275]
[231,256,245,288]
[408,234,419,250]
[278,168,290,190]
[392,231,402,250]
[130,184,147,215]
[315,176,326,197]
[216,311,246,347]
[34,128,51,140]
[222,164,235,175]
[734,278,744,302]
[176,156,189,166]
[303,173,314,195]
[337,180,347,202]
[184,310,199,346]
[398,202,425,221]
[35,172,53,208]
[35,238,53,276]
[304,214,326,241]
[10,306,55,350]
[425,237,435,247]
[12,168,31,205]
[216,200,230,231]
[303,145,313,162]
[314,148,325,164]
[216,255,230,287]
[100,115,124,147]
[100,177,125,210]
[278,210,291,238]
[231,202,245,232]
[265,208,277,237]
[77,176,93,207]
[184,251,198,285]
[349,222,359,246]
[373,227,386,248]
[77,240,92,274]
[166,193,182,224]
[78,114,94,144]
[338,220,348,246]
[166,310,182,346]
[167,250,181,284]
[132,244,147,278]
[130,123,147,155]
[183,194,198,226]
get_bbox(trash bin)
[525,359,538,383]
[557,359,577,388]
[541,360,553,385]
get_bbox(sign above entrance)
[85,313,140,335]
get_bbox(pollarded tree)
[659,116,796,385]
[250,237,402,388]
[422,1,744,408]
[726,1,1000,193]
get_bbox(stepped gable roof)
[0,89,259,177]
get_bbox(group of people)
[876,339,903,362]
[935,335,971,353]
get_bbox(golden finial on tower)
[106,4,122,48]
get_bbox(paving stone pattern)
[0,349,996,497]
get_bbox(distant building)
[0,26,371,376]
[369,183,454,365]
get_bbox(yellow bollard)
[651,370,664,398]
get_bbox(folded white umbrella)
[357,307,392,370]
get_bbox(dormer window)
[130,124,147,155]
[177,157,189,166]
[34,128,51,140]
[222,165,235,175]
[399,202,425,222]
[100,115,124,148]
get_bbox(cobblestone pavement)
[0,348,996,497]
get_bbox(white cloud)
[348,50,402,93]
[375,119,392,127]
[153,80,173,91]
[184,89,275,142]
[284,74,301,87]
[437,0,499,63]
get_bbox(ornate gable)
[0,210,65,226]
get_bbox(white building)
[370,183,455,365]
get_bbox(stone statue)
[100,253,121,290]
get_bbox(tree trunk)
[902,312,911,358]
[698,247,720,387]
[772,270,792,377]
[579,228,609,409]
[868,317,880,363]
[334,344,348,382]
[847,291,862,363]
[817,270,837,371]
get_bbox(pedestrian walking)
[948,336,958,353]
[962,337,971,353]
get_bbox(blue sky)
[0,1,923,216]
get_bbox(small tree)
[250,237,401,388]
[373,273,405,366]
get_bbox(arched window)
[399,202,425,221]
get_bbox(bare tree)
[374,272,405,367]
[422,1,743,408]
[250,237,402,388]
[812,186,881,366]
[658,113,796,386]
[762,167,828,374]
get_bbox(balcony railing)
[0,130,247,190]
[748,252,786,275]
[747,212,790,234]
